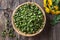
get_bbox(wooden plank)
[19,0,27,4]
[52,26,56,40]
[26,0,32,2]
[10,0,19,10]
[7,0,19,10]
[35,0,43,8]
[0,10,4,40]
[5,0,19,40]
[0,10,8,40]
[7,0,13,8]
[28,37,35,40]
[46,14,53,40]
[55,24,60,40]
[0,0,7,9]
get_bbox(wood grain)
[0,0,60,40]
[0,0,7,9]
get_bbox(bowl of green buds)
[11,2,46,36]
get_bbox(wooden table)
[0,0,60,40]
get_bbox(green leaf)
[51,14,60,26]
[52,0,55,2]
[55,0,60,5]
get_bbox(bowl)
[11,2,46,37]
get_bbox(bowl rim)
[11,2,46,37]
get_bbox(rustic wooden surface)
[0,0,60,40]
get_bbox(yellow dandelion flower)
[50,10,55,14]
[48,0,52,6]
[55,11,60,14]
[54,6,59,10]
[44,0,46,7]
[45,7,50,13]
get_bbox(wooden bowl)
[11,2,46,37]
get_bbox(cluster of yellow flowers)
[44,0,60,14]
